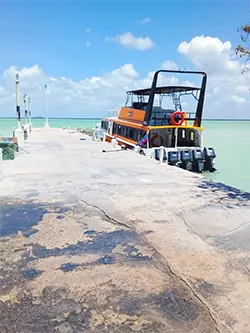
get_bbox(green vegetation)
[235,23,250,73]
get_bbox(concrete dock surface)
[0,128,249,333]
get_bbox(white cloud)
[0,35,249,119]
[85,28,91,33]
[86,41,91,46]
[138,17,151,24]
[105,32,155,51]
[177,35,250,119]
[162,60,178,70]
[230,95,247,105]
[177,35,240,74]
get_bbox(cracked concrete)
[0,128,250,333]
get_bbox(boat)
[99,69,216,173]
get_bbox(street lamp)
[28,97,32,132]
[44,84,50,128]
[24,94,28,124]
[15,74,21,128]
[14,73,24,146]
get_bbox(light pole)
[44,84,50,128]
[23,93,29,139]
[16,74,21,129]
[28,97,32,132]
[24,94,28,124]
[14,73,24,146]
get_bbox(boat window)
[101,120,108,131]
[190,131,195,141]
[111,123,147,144]
[128,127,135,140]
[118,125,122,135]
[134,129,141,142]
[121,126,127,137]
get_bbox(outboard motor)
[203,147,216,172]
[180,150,192,171]
[192,149,204,173]
[167,151,180,166]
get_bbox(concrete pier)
[0,128,249,333]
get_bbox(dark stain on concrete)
[0,288,86,333]
[32,230,139,259]
[57,215,65,220]
[154,289,198,322]
[0,203,48,237]
[22,229,38,238]
[0,198,69,238]
[0,270,22,294]
[22,268,42,280]
[196,279,216,295]
[84,229,97,236]
[198,180,250,203]
[97,254,115,265]
[213,225,250,251]
[60,263,80,272]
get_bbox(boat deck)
[0,128,249,333]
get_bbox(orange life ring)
[170,111,185,126]
[150,134,164,147]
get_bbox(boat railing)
[107,108,119,118]
[149,110,196,126]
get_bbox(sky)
[0,0,250,119]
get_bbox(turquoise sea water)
[0,118,250,193]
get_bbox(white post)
[24,94,28,124]
[159,146,164,164]
[175,127,178,148]
[16,74,21,129]
[28,97,32,132]
[23,94,29,138]
[44,84,50,128]
[14,73,24,146]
